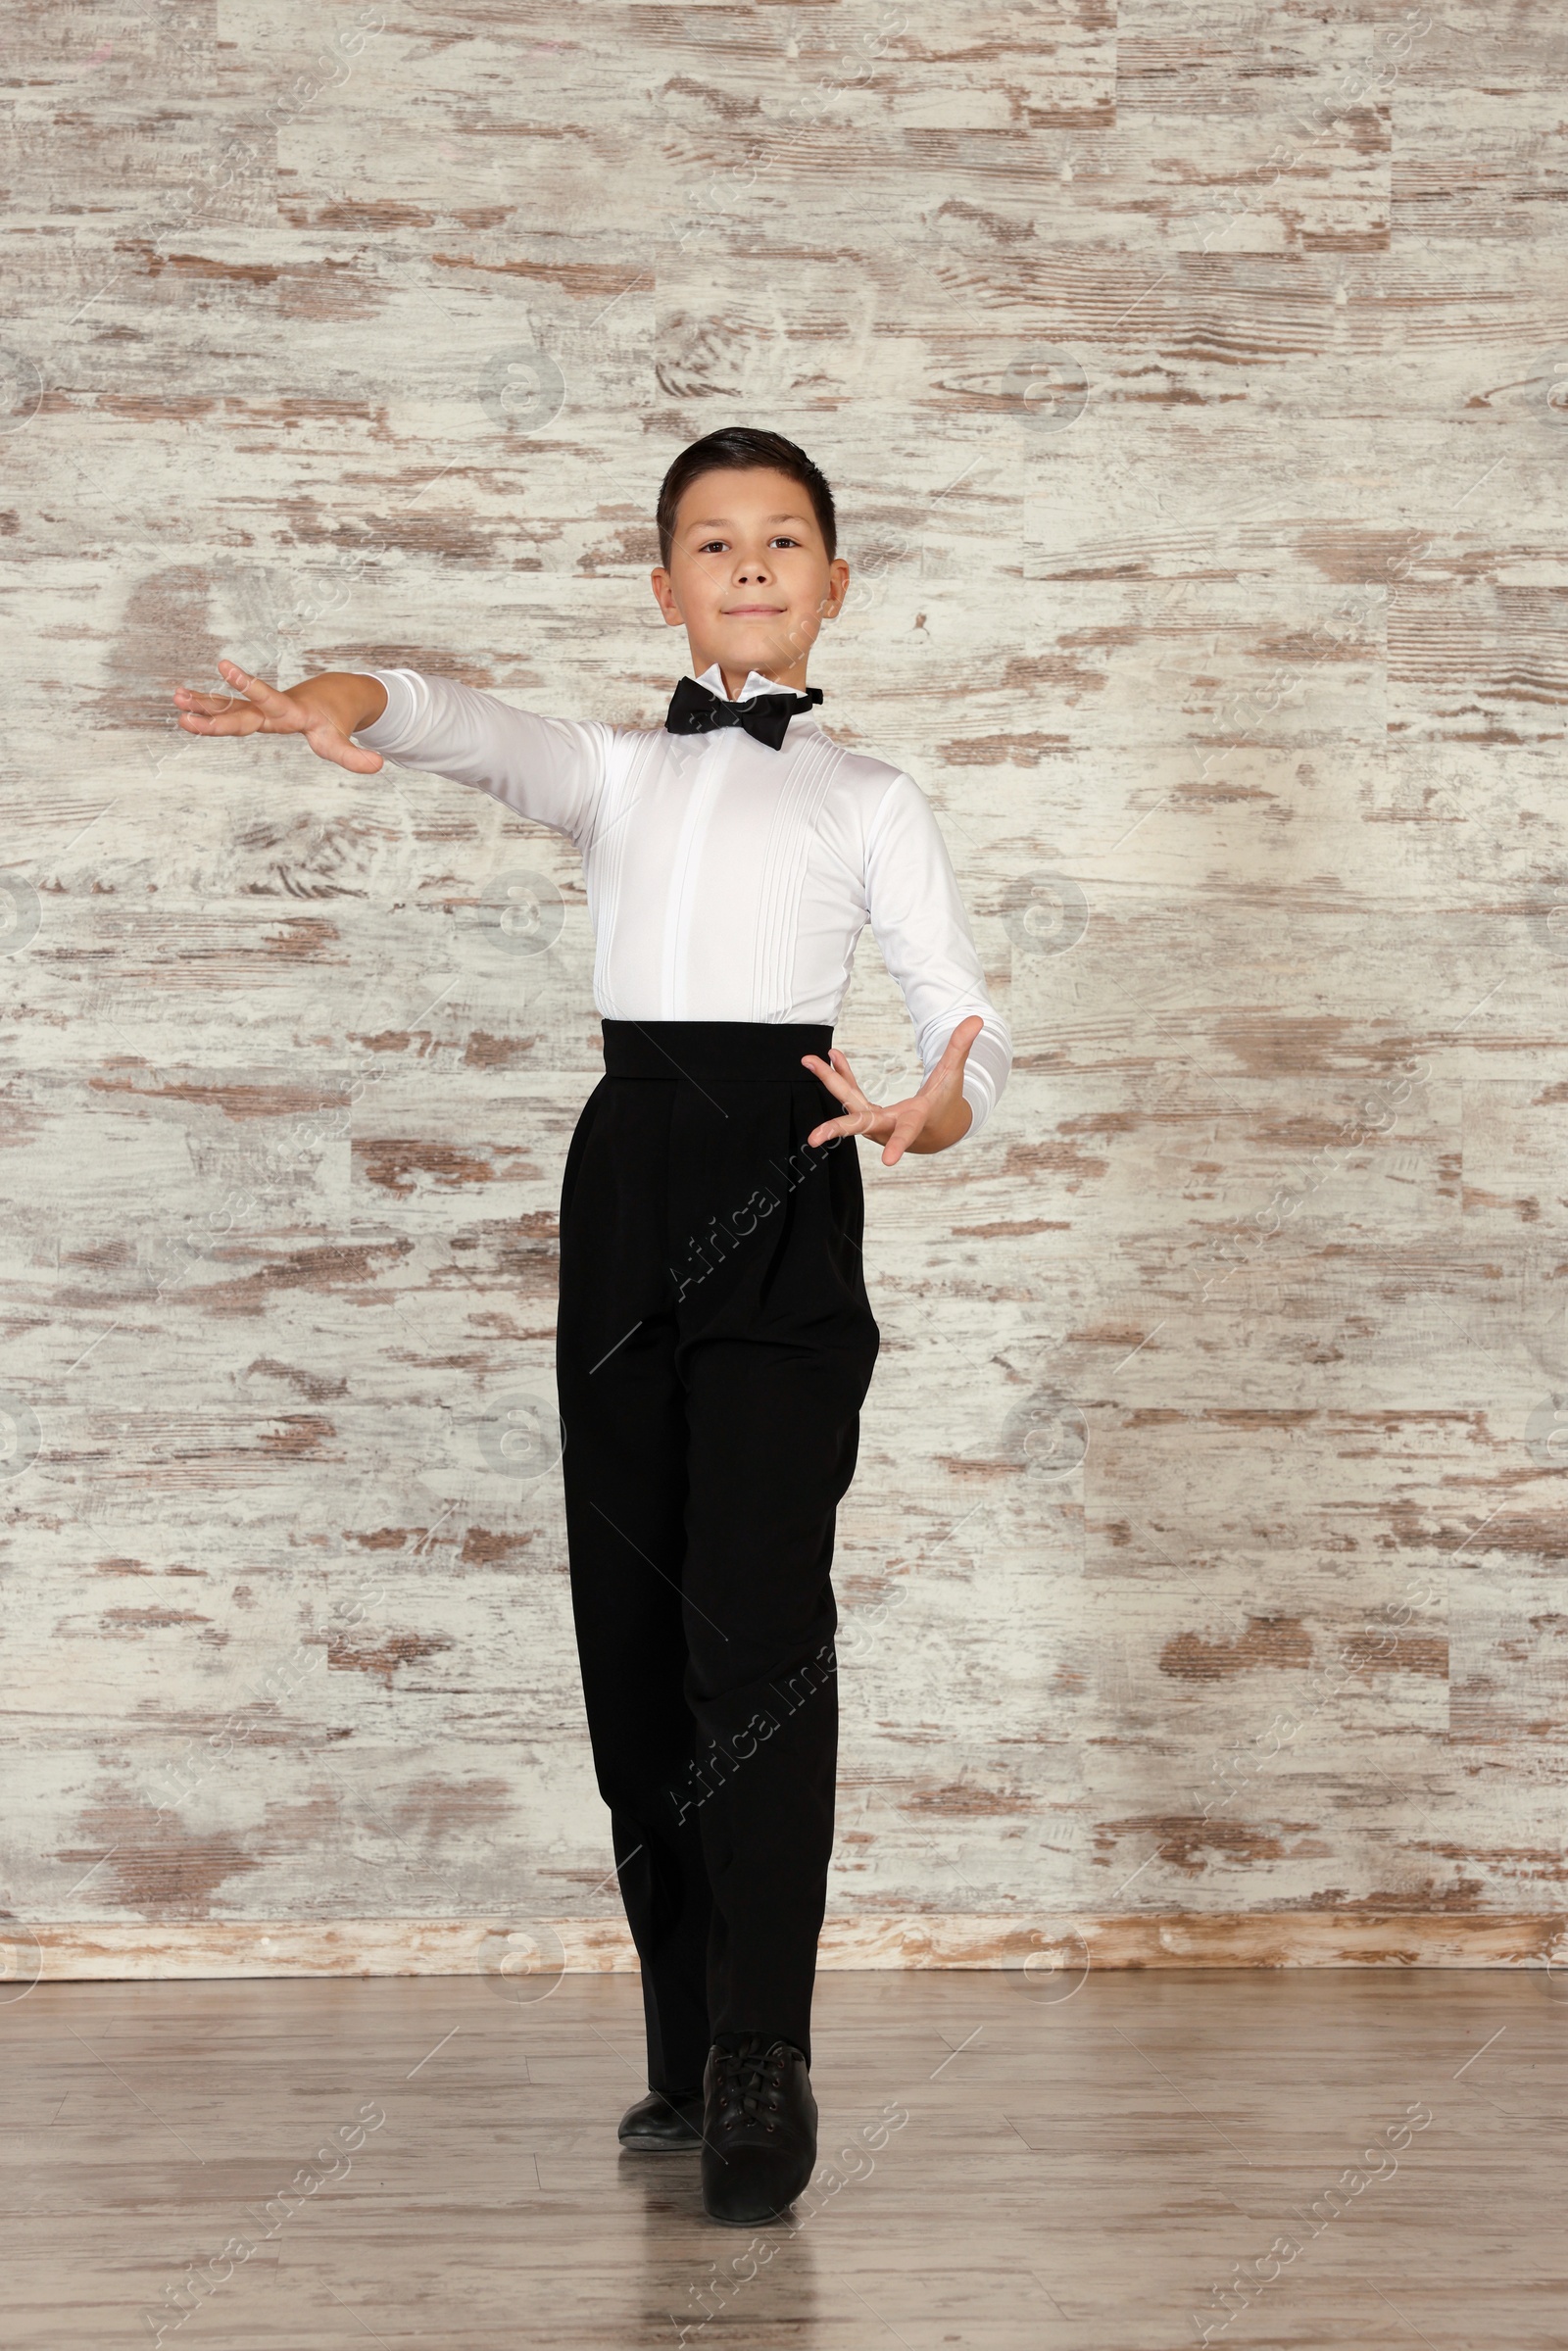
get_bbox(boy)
[173,426,1012,2227]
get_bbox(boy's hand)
[172,661,388,774]
[802,1015,984,1165]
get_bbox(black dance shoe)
[617,2087,706,2152]
[700,2033,817,2225]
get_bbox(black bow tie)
[664,675,824,752]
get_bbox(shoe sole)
[618,2134,703,2154]
[710,2181,808,2219]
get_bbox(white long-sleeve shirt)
[353,662,1011,1134]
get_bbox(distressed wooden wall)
[4,0,1566,1978]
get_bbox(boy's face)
[651,465,850,695]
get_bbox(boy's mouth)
[722,604,787,617]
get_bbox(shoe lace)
[712,2036,791,2130]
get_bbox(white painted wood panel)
[2,0,1563,1968]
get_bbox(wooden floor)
[5,1967,1560,2349]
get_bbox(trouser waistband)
[600,1019,833,1082]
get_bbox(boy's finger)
[936,1015,983,1072]
[807,1107,875,1147]
[321,738,385,775]
[801,1054,857,1105]
[175,707,261,736]
[882,1102,928,1165]
[216,660,301,721]
[920,1021,981,1099]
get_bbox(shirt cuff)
[350,667,419,751]
[960,1065,996,1139]
[952,1014,1010,1140]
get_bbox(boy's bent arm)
[862,772,1012,1139]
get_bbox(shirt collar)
[694,662,800,706]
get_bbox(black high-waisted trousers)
[555,1019,880,2088]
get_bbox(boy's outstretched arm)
[172,659,388,774]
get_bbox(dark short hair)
[656,427,837,568]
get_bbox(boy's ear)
[650,566,683,626]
